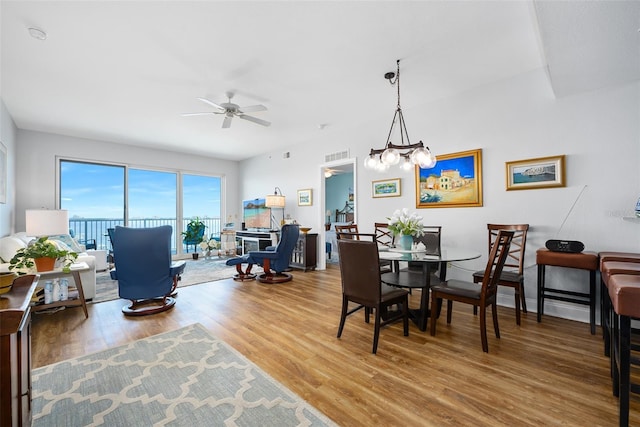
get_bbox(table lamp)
[26,209,69,237]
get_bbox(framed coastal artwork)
[297,189,312,206]
[505,155,565,191]
[372,178,401,198]
[415,148,483,208]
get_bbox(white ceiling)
[1,1,638,161]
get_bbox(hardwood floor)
[32,265,632,426]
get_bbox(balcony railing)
[68,217,222,254]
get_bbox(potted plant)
[182,218,206,259]
[9,236,78,273]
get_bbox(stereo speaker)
[545,239,585,253]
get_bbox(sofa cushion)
[0,236,26,263]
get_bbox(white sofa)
[0,232,97,300]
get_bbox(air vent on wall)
[324,150,350,163]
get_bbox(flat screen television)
[243,198,272,230]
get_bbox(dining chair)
[337,233,409,354]
[407,226,442,272]
[374,222,394,273]
[335,224,359,240]
[429,230,514,352]
[471,224,529,325]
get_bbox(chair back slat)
[487,224,528,274]
[374,223,394,247]
[336,224,359,240]
[480,230,515,301]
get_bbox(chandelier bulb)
[380,147,400,165]
[364,154,379,170]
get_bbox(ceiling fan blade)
[197,97,226,111]
[222,115,233,129]
[239,114,271,127]
[238,104,267,113]
[181,112,216,116]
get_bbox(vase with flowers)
[387,208,425,250]
[199,237,221,259]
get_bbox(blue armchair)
[226,224,300,283]
[110,225,186,316]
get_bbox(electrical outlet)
[447,262,452,268]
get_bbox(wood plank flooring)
[31,265,634,426]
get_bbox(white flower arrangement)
[387,208,425,237]
[198,237,221,252]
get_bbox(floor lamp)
[265,187,285,230]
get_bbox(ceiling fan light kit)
[364,59,436,172]
[182,92,271,129]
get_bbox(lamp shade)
[26,209,69,236]
[265,194,286,208]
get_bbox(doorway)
[318,159,356,270]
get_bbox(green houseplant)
[9,236,78,273]
[182,218,206,258]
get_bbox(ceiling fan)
[182,92,271,128]
[324,167,347,178]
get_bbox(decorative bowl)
[0,272,17,295]
[300,227,312,234]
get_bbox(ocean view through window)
[60,160,222,254]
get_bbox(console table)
[236,231,278,256]
[290,233,317,271]
[0,274,38,427]
[31,262,90,318]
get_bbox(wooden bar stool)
[608,274,640,427]
[600,252,640,354]
[600,259,640,357]
[536,248,599,334]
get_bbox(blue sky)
[60,161,221,219]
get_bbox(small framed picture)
[297,189,312,206]
[372,178,401,198]
[506,155,566,191]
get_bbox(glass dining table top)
[378,246,481,263]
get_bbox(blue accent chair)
[226,224,300,283]
[110,225,186,316]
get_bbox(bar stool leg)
[590,270,596,335]
[537,264,545,322]
[620,315,630,427]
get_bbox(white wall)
[14,130,240,232]
[239,68,640,324]
[0,99,17,237]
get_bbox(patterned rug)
[32,323,336,427]
[93,257,237,303]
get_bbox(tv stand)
[236,231,278,255]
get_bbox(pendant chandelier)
[364,59,436,172]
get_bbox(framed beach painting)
[415,148,483,208]
[506,155,565,191]
[297,189,312,206]
[372,178,401,198]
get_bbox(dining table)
[379,246,481,331]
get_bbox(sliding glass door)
[60,160,125,251]
[59,160,222,255]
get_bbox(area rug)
[32,323,336,427]
[93,258,237,303]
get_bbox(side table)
[290,233,318,271]
[31,262,90,318]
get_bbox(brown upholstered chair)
[430,230,514,352]
[337,234,409,354]
[472,224,529,325]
